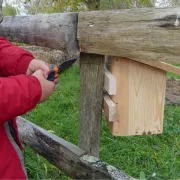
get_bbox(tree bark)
[0,13,79,59]
[78,8,180,64]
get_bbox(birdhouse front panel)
[104,57,167,136]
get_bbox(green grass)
[23,65,180,180]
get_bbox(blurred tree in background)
[4,0,180,15]
[11,0,86,15]
[3,2,17,16]
[22,0,86,14]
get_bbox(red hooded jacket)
[0,37,42,179]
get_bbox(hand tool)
[47,58,77,81]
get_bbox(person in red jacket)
[0,36,57,179]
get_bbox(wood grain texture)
[77,8,180,64]
[0,13,79,58]
[103,94,116,122]
[17,117,133,180]
[78,53,104,157]
[108,58,129,135]
[133,60,180,75]
[109,57,166,136]
[104,67,116,95]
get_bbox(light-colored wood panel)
[78,8,180,65]
[104,67,116,95]
[109,57,166,136]
[103,94,116,122]
[134,60,180,75]
[110,57,129,136]
[128,59,166,135]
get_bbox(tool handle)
[47,70,56,81]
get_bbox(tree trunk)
[0,13,79,59]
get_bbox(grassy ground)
[23,65,180,180]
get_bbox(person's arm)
[0,36,34,76]
[0,37,53,80]
[0,74,42,123]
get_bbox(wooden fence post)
[78,53,104,157]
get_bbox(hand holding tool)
[47,58,77,81]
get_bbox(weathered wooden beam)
[77,8,180,64]
[78,53,104,158]
[0,13,79,58]
[17,117,134,180]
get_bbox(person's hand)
[26,59,58,84]
[32,69,56,103]
[26,59,49,76]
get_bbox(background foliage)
[3,2,17,16]
[3,0,180,16]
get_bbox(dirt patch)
[166,78,180,105]
[166,78,180,96]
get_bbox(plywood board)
[134,60,180,75]
[108,57,167,136]
[103,94,116,122]
[104,67,116,95]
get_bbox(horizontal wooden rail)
[17,117,134,180]
[1,8,180,71]
[0,13,79,59]
[78,8,180,65]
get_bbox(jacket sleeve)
[0,36,34,77]
[0,74,41,123]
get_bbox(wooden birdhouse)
[103,56,180,136]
